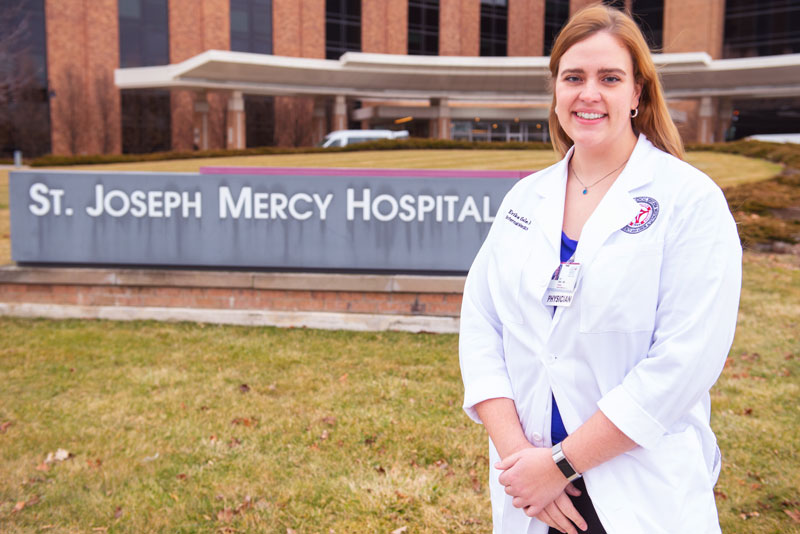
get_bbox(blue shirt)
[551,231,578,444]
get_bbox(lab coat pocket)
[579,242,663,333]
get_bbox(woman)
[459,5,741,534]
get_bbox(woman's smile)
[573,111,607,122]
[555,31,641,155]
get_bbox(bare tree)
[0,4,34,109]
[275,96,314,147]
[0,4,50,157]
[208,92,228,149]
[94,71,118,153]
[5,56,50,156]
[53,66,88,155]
[292,97,314,147]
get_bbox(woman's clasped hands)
[496,447,588,533]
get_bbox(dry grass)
[686,152,781,187]
[0,150,797,532]
[0,251,798,533]
[0,321,488,533]
[712,252,800,533]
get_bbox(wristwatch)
[551,442,581,482]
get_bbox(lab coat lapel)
[531,148,570,261]
[525,150,569,302]
[575,135,655,266]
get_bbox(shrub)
[715,143,800,246]
[686,140,800,170]
[30,138,554,167]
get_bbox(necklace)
[570,158,629,195]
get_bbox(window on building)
[0,0,51,157]
[480,0,507,56]
[603,0,626,10]
[726,97,800,139]
[408,0,439,55]
[245,95,275,147]
[119,0,169,68]
[723,0,800,58]
[451,119,549,142]
[230,0,272,54]
[631,0,663,50]
[544,0,569,55]
[119,0,169,154]
[325,0,361,60]
[121,89,171,153]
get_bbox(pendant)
[582,188,588,195]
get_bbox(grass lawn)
[0,149,782,266]
[0,149,797,532]
[0,252,798,533]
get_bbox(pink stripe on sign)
[200,166,534,179]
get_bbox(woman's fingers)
[495,450,522,471]
[565,482,582,497]
[545,502,578,534]
[554,491,587,532]
[540,500,579,534]
[533,506,557,527]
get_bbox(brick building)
[2,0,799,157]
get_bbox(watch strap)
[552,442,581,482]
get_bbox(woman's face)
[554,31,642,153]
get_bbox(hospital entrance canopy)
[115,50,800,103]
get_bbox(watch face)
[552,445,579,480]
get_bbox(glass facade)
[545,1,663,53]
[544,0,569,55]
[121,89,171,153]
[632,0,663,50]
[603,0,626,10]
[230,0,272,54]
[0,0,51,157]
[408,0,439,56]
[245,95,275,147]
[727,97,800,139]
[325,0,361,60]
[119,0,170,153]
[452,119,549,143]
[724,0,800,58]
[118,0,169,68]
[480,0,508,57]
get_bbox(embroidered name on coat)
[505,209,530,231]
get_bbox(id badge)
[544,262,580,307]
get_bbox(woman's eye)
[603,76,621,83]
[564,75,581,82]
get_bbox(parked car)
[745,133,800,144]
[318,129,409,148]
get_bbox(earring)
[630,108,639,118]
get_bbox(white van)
[318,129,409,148]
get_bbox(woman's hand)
[495,447,569,514]
[530,483,587,533]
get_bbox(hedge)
[26,137,800,169]
[29,138,554,167]
[686,140,800,169]
[707,141,800,247]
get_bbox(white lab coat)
[460,135,742,534]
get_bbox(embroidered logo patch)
[622,196,659,234]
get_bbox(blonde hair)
[547,4,684,159]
